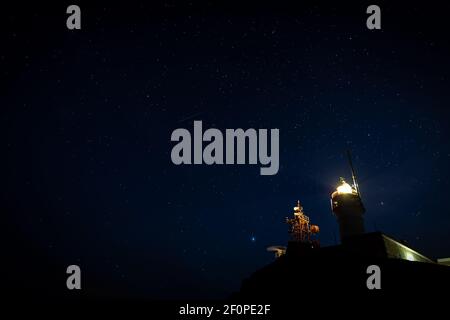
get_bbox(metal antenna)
[346,150,361,198]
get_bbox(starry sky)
[2,2,450,299]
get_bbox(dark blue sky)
[2,2,450,299]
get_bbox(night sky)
[2,2,450,299]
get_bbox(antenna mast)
[346,150,361,198]
[286,200,320,244]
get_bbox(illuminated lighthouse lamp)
[335,178,357,195]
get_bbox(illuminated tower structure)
[331,178,365,242]
[331,151,365,242]
[286,200,320,246]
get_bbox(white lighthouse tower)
[331,151,366,242]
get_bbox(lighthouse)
[331,178,365,242]
[331,151,366,242]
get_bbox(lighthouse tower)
[331,151,365,242]
[331,177,365,242]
